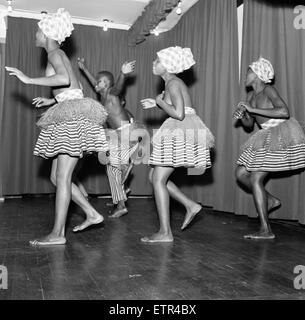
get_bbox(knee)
[250,173,264,187]
[55,168,72,186]
[235,166,246,182]
[152,171,166,187]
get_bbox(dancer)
[141,46,215,243]
[6,8,109,245]
[234,57,305,240]
[77,58,141,219]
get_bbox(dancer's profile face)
[95,76,111,92]
[245,68,257,87]
[153,58,166,75]
[35,28,46,47]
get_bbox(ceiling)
[0,0,151,27]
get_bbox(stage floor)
[0,197,305,300]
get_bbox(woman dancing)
[234,57,305,240]
[6,8,109,245]
[141,46,215,243]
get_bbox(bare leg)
[30,155,78,245]
[50,158,104,233]
[141,166,174,243]
[244,171,275,239]
[236,165,281,214]
[148,168,203,230]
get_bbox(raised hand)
[32,97,55,108]
[5,66,30,84]
[140,98,157,109]
[121,60,136,74]
[77,57,86,71]
[156,91,165,105]
[237,101,253,113]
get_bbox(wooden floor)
[1,196,305,300]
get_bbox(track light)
[176,1,182,15]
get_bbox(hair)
[96,71,114,87]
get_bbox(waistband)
[260,119,286,130]
[55,89,84,103]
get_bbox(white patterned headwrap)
[38,8,74,45]
[157,46,195,74]
[249,57,274,83]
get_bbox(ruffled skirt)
[34,97,109,159]
[149,113,215,169]
[237,117,305,171]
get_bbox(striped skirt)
[34,94,109,159]
[237,117,305,172]
[149,112,215,170]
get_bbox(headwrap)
[157,46,195,74]
[249,57,274,83]
[38,8,74,45]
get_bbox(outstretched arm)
[77,57,97,89]
[111,61,136,96]
[6,52,70,87]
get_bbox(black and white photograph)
[0,0,305,306]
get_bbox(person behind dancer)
[77,58,140,220]
[140,46,215,243]
[234,57,305,240]
[6,8,109,245]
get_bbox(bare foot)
[29,234,66,246]
[244,231,275,240]
[141,232,173,243]
[268,195,281,215]
[181,203,203,230]
[109,207,128,218]
[73,215,104,232]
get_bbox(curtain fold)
[234,0,305,223]
[0,42,5,197]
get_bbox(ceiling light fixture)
[176,1,182,15]
[102,19,109,31]
[7,0,13,13]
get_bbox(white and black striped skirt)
[237,117,305,172]
[149,113,215,170]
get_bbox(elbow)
[176,112,185,121]
[59,75,70,86]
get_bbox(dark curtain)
[0,42,5,198]
[234,0,305,223]
[1,0,240,216]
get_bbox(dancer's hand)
[5,66,31,84]
[77,57,85,70]
[233,105,246,119]
[32,97,55,108]
[155,91,165,105]
[121,61,136,74]
[141,98,157,109]
[237,101,253,113]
